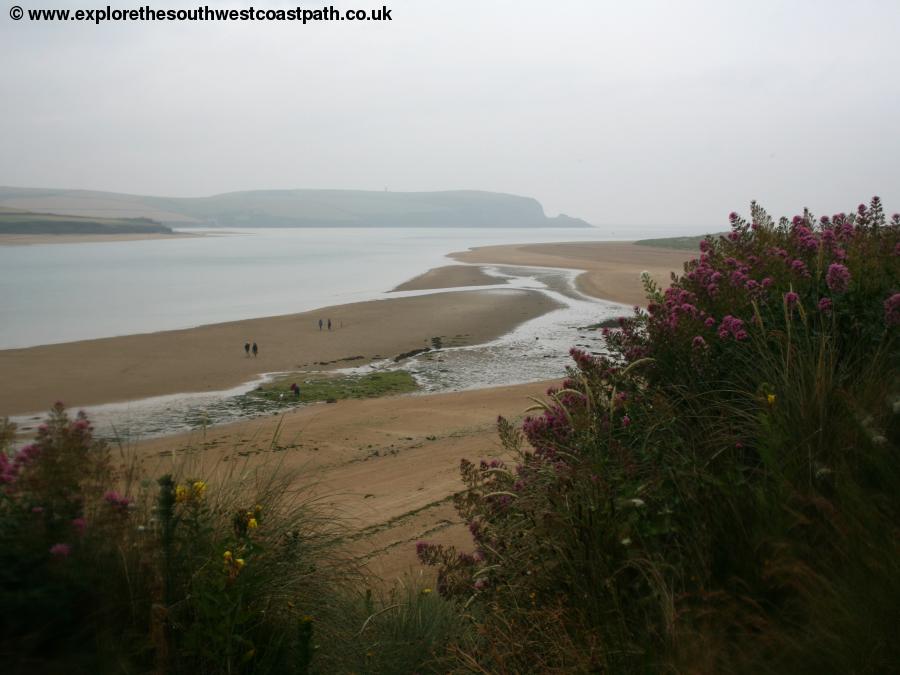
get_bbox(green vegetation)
[248,370,418,407]
[0,208,172,235]
[0,186,592,228]
[634,233,725,249]
[0,409,457,674]
[417,198,900,672]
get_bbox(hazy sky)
[2,0,899,229]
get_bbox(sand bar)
[390,264,504,292]
[451,241,693,306]
[0,232,199,246]
[0,289,560,417]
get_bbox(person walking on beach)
[252,342,258,357]
[244,342,250,357]
[327,318,332,331]
[318,319,323,331]
[290,382,300,399]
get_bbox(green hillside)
[0,208,172,235]
[0,187,592,228]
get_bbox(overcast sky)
[2,0,899,229]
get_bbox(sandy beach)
[0,288,560,417]
[135,379,555,583]
[0,232,197,246]
[452,241,693,307]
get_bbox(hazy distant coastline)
[0,187,592,229]
[0,206,173,235]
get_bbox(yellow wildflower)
[223,550,233,561]
[235,558,245,569]
[175,485,189,503]
[192,481,207,498]
[421,587,432,594]
[247,518,259,530]
[767,393,776,406]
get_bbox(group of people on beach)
[242,317,341,360]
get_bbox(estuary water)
[0,226,637,349]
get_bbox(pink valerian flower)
[717,315,748,341]
[621,415,632,428]
[793,225,820,252]
[104,490,131,511]
[885,293,900,326]
[14,444,41,467]
[71,518,87,535]
[790,259,810,277]
[31,506,44,514]
[761,277,774,288]
[0,455,15,485]
[826,263,851,293]
[704,316,716,328]
[818,297,833,313]
[692,336,707,350]
[50,543,71,558]
[730,270,749,287]
[784,291,800,309]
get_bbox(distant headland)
[0,187,593,229]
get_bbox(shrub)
[0,406,356,674]
[419,198,900,673]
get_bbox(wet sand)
[0,289,560,417]
[451,241,693,306]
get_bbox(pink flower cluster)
[104,490,131,511]
[717,315,748,341]
[0,444,41,485]
[610,197,899,367]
